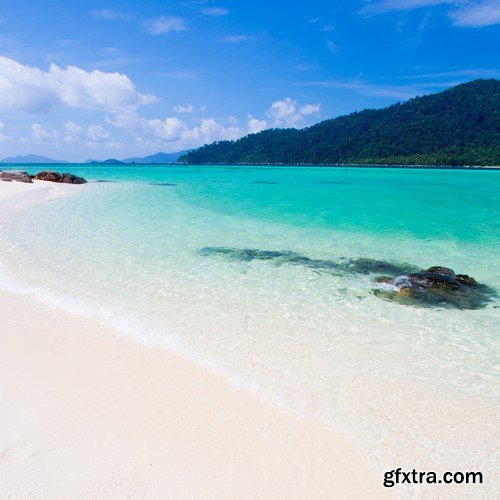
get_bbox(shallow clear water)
[1,165,499,474]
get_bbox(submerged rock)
[200,247,496,310]
[199,247,417,275]
[149,182,177,186]
[343,257,420,276]
[34,170,87,184]
[199,247,305,263]
[0,170,33,183]
[374,266,495,310]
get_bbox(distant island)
[0,154,68,164]
[0,151,189,166]
[180,79,500,167]
[123,151,191,164]
[86,151,190,165]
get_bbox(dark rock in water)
[149,182,177,186]
[344,257,420,276]
[456,274,477,286]
[199,247,343,271]
[199,247,304,263]
[425,266,456,278]
[199,247,496,310]
[0,170,33,183]
[375,276,394,285]
[374,266,495,310]
[34,170,86,184]
[198,247,416,276]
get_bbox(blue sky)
[0,0,498,161]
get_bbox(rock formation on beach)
[0,170,86,184]
[0,171,33,183]
[33,171,87,184]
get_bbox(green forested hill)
[181,79,500,166]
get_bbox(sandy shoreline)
[0,180,389,498]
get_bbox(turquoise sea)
[1,165,499,476]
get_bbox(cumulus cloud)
[87,124,110,142]
[144,16,188,35]
[107,111,243,144]
[173,103,195,113]
[60,120,117,149]
[267,98,321,126]
[31,123,61,144]
[360,0,500,27]
[105,108,279,151]
[200,7,230,16]
[6,80,320,154]
[63,120,84,143]
[299,103,321,115]
[247,115,268,133]
[0,57,156,114]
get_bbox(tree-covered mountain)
[180,79,500,166]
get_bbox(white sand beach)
[0,180,390,498]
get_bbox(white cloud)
[60,120,116,148]
[173,103,195,113]
[144,16,188,35]
[0,57,156,114]
[220,35,253,43]
[326,39,339,53]
[63,120,83,133]
[300,103,321,115]
[247,115,268,133]
[107,108,276,150]
[7,92,320,157]
[450,0,500,26]
[63,120,84,143]
[200,7,230,16]
[0,123,11,143]
[89,9,132,21]
[267,98,321,126]
[107,111,243,144]
[360,0,500,27]
[87,124,110,142]
[296,79,426,99]
[361,0,454,14]
[31,123,61,144]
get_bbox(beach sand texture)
[0,180,389,499]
